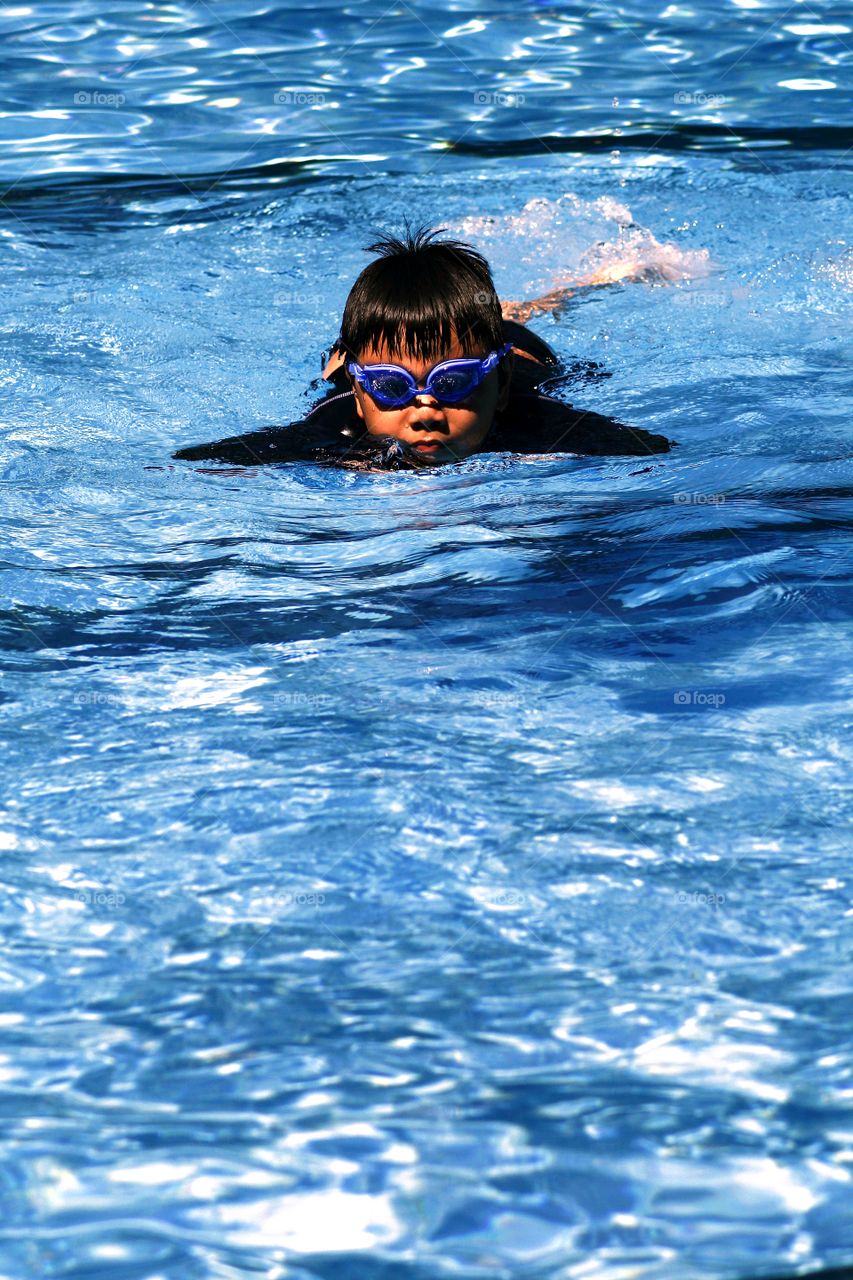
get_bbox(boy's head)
[339,225,513,464]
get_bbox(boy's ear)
[495,350,514,411]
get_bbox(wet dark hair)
[339,224,504,362]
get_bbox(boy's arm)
[501,394,674,456]
[321,348,347,380]
[172,392,434,471]
[501,239,715,322]
[173,391,361,465]
[500,262,641,323]
[501,290,576,324]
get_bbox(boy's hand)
[501,291,575,323]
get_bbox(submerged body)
[174,320,673,470]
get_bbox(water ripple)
[0,0,849,184]
[1,12,852,1280]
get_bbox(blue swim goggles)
[346,342,513,408]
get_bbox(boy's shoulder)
[488,391,673,457]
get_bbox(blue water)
[2,4,852,1278]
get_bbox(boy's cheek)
[353,391,396,433]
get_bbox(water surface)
[1,4,852,1278]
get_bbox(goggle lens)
[370,372,415,404]
[428,368,476,401]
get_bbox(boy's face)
[348,334,513,465]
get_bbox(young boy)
[174,226,672,470]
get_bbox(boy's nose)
[410,397,443,416]
[410,406,446,431]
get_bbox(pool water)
[1,4,852,1279]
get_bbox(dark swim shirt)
[173,320,673,469]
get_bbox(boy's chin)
[364,434,450,469]
[370,430,483,460]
